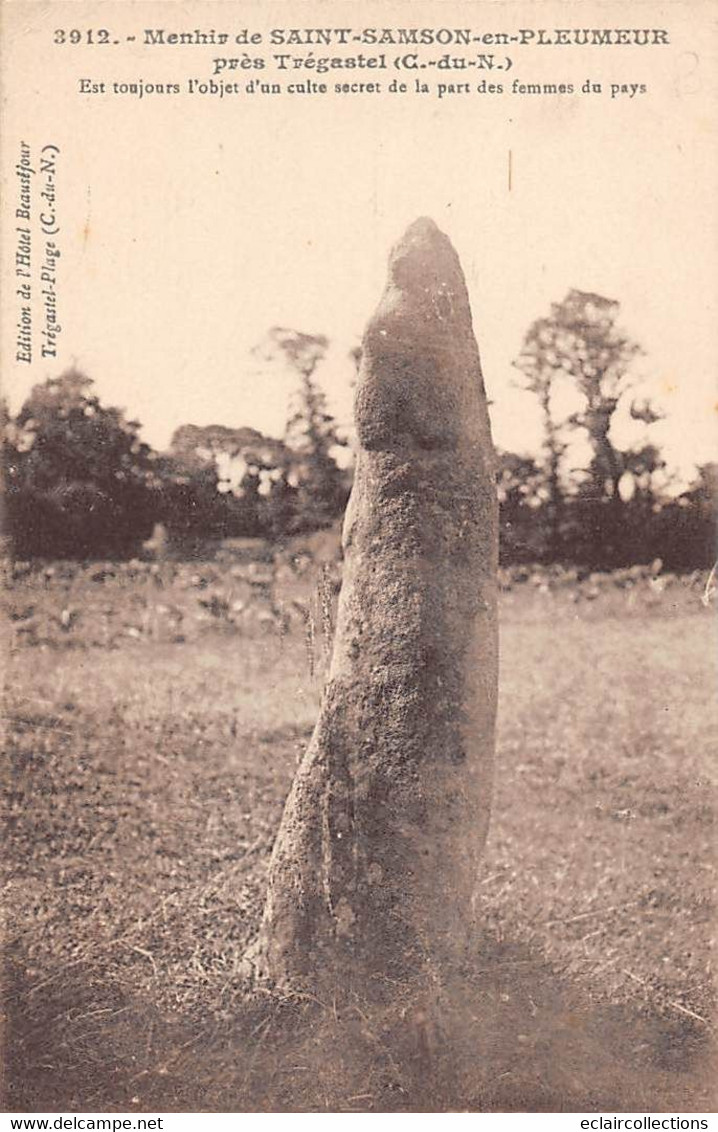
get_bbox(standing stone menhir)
[244,217,498,998]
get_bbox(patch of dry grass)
[485,614,715,1018]
[1,559,715,1111]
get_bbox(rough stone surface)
[245,218,498,996]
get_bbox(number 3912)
[54,29,112,44]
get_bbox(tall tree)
[254,327,349,530]
[516,290,666,565]
[513,314,569,558]
[550,290,641,505]
[4,369,157,558]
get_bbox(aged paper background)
[2,0,717,464]
[1,0,716,1116]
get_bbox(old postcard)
[1,0,716,1117]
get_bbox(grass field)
[2,551,716,1112]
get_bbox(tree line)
[2,300,715,568]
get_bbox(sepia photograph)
[1,0,716,1117]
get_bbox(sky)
[3,0,717,487]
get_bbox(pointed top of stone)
[404,215,442,235]
[387,217,468,312]
[392,215,445,249]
